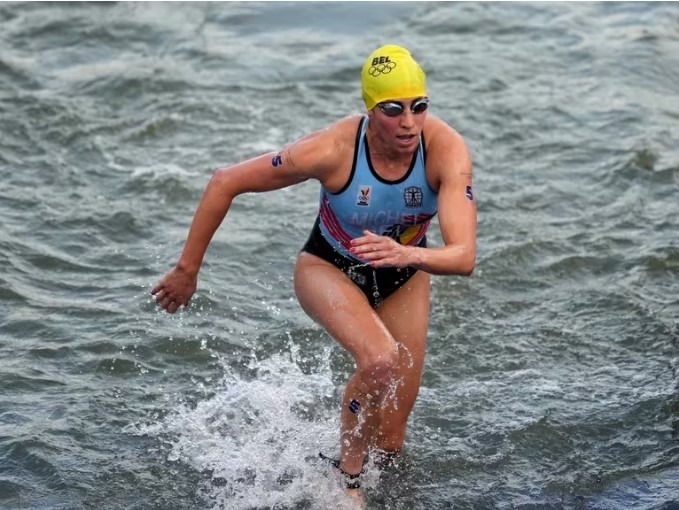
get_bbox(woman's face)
[367,97,428,156]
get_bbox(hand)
[349,230,412,268]
[151,266,197,314]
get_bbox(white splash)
[140,352,364,510]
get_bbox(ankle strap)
[319,452,363,489]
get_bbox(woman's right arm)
[173,151,307,277]
[151,120,350,313]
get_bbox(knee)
[358,345,399,392]
[375,431,406,455]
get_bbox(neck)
[365,121,415,163]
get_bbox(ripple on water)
[117,162,202,203]
[0,55,42,92]
[2,370,67,393]
[1,438,67,489]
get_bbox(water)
[1,2,678,509]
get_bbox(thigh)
[294,252,399,368]
[378,269,431,375]
[376,270,431,417]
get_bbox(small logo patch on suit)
[356,186,371,206]
[404,186,423,207]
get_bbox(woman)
[152,44,477,496]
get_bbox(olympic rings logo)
[369,61,397,76]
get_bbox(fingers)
[151,270,194,314]
[350,232,388,258]
[152,287,189,314]
[153,288,167,303]
[349,232,408,268]
[158,293,174,310]
[153,289,174,306]
[350,246,379,261]
[351,230,379,246]
[159,294,185,313]
[350,243,392,267]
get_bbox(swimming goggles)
[377,97,429,117]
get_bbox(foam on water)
[137,350,364,510]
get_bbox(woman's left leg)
[372,269,431,453]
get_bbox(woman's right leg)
[294,252,400,477]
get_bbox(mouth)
[396,134,416,145]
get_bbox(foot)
[346,487,366,506]
[319,452,364,490]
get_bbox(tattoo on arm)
[271,149,296,169]
[465,185,474,201]
[284,148,295,168]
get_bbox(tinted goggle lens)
[377,97,429,117]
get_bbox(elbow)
[459,261,475,277]
[209,167,237,198]
[458,249,476,277]
[435,253,475,277]
[211,166,230,186]
[431,245,476,276]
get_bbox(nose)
[399,109,415,128]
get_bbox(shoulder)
[293,114,363,150]
[422,115,472,189]
[285,114,364,179]
[423,115,470,161]
[319,114,364,151]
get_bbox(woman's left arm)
[414,125,477,276]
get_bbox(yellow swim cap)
[361,44,427,111]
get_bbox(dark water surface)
[1,2,678,509]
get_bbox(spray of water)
[138,350,367,509]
